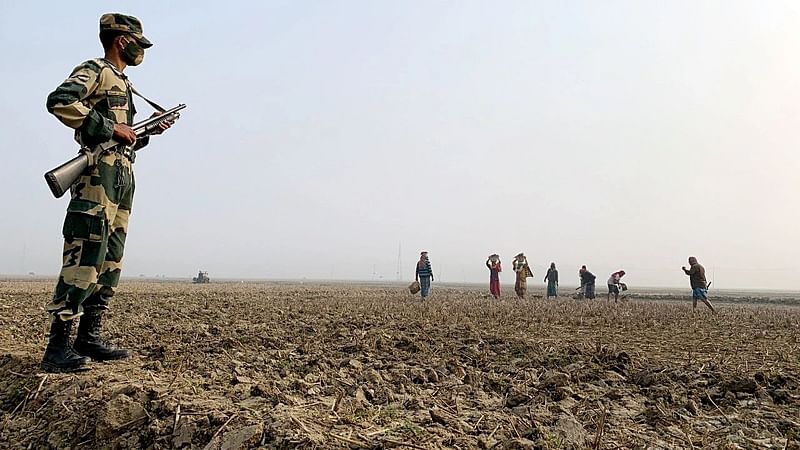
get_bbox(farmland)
[1,280,798,449]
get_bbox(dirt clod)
[221,423,263,450]
[540,370,569,388]
[96,394,149,440]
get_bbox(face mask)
[121,39,144,66]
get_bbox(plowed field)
[1,280,798,449]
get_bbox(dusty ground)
[0,280,798,449]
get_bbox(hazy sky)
[1,1,798,289]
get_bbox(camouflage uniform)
[41,13,157,373]
[46,15,151,320]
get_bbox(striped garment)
[416,260,433,278]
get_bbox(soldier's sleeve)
[46,60,114,142]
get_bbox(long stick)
[593,407,607,449]
[173,404,181,434]
[706,394,731,425]
[202,413,237,450]
[33,375,49,400]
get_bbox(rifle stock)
[44,104,185,198]
[45,152,91,198]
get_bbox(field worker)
[580,265,597,299]
[544,262,559,298]
[486,254,502,299]
[512,253,531,299]
[607,270,626,302]
[42,13,172,373]
[682,256,715,312]
[415,251,434,298]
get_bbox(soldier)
[42,13,172,372]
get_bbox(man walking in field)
[415,252,434,298]
[682,256,715,313]
[41,13,171,372]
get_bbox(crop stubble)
[0,280,798,449]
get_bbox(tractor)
[192,270,210,284]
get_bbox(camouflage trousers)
[48,152,134,320]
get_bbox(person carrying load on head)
[486,254,502,299]
[512,253,531,299]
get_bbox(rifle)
[44,104,186,198]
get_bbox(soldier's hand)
[149,112,173,135]
[113,123,137,145]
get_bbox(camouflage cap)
[99,13,152,48]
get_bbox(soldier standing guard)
[42,13,172,372]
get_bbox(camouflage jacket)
[46,58,148,149]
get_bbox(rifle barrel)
[132,104,186,134]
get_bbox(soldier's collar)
[99,58,128,79]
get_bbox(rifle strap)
[96,58,167,113]
[128,84,167,113]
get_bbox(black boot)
[74,309,130,361]
[41,318,91,373]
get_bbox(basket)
[408,280,421,294]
